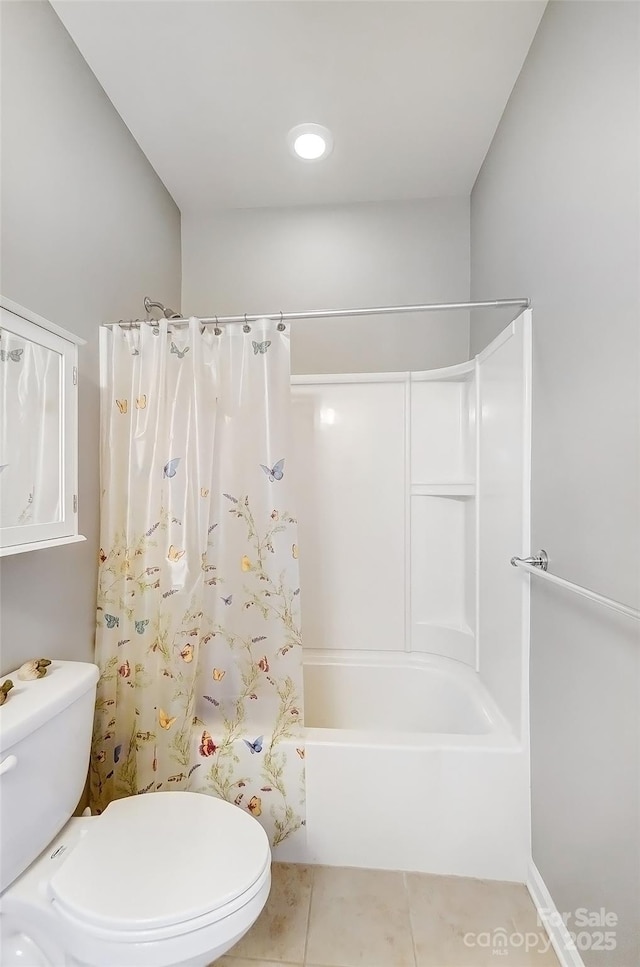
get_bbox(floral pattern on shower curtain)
[91,318,305,848]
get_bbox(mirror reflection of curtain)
[92,318,305,850]
[0,330,61,527]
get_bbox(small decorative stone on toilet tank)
[0,679,14,705]
[16,658,52,681]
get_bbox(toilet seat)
[49,791,271,941]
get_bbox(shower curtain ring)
[243,314,251,333]
[277,311,285,332]
[214,316,222,336]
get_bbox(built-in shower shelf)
[411,483,475,496]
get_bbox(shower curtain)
[91,317,305,848]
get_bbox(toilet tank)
[0,660,99,892]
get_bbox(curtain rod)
[103,298,531,330]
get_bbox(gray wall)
[182,197,470,374]
[471,3,639,963]
[0,1,181,676]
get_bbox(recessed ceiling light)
[288,123,333,161]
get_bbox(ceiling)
[52,1,546,214]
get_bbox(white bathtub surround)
[292,374,407,659]
[291,313,531,735]
[283,313,532,878]
[476,321,532,742]
[291,365,477,665]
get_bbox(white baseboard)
[527,862,585,967]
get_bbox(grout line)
[405,871,419,967]
[302,862,315,966]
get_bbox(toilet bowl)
[1,792,271,967]
[0,662,272,966]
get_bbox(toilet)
[0,660,271,967]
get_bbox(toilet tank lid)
[0,661,99,751]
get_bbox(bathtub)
[276,651,530,882]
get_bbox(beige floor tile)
[228,862,313,964]
[305,866,416,967]
[407,874,559,967]
[216,958,301,966]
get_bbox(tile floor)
[215,863,560,967]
